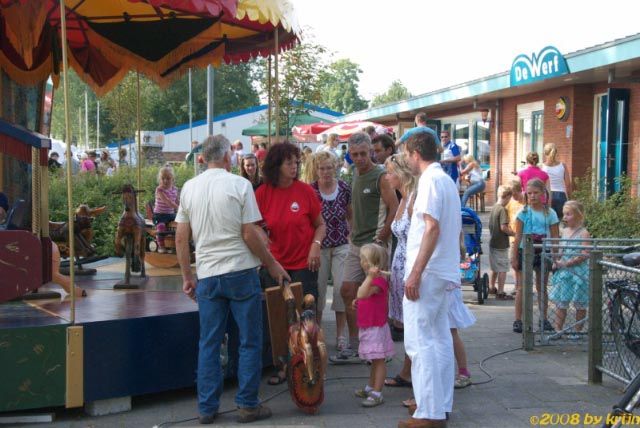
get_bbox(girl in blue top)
[510,178,559,334]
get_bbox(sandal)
[496,292,514,300]
[384,374,412,388]
[402,397,416,408]
[267,370,287,385]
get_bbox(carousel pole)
[274,28,279,143]
[59,0,76,324]
[267,56,272,146]
[136,72,142,192]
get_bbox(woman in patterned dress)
[383,153,417,388]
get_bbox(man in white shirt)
[175,134,289,425]
[400,131,461,428]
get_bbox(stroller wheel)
[482,273,490,300]
[475,277,484,305]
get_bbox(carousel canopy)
[0,0,299,95]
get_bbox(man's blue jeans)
[196,268,262,416]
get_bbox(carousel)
[0,0,325,421]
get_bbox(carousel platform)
[0,258,272,414]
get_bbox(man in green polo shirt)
[330,132,399,364]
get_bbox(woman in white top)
[460,154,485,208]
[541,143,571,219]
[316,133,339,155]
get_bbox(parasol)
[291,122,335,143]
[319,121,393,141]
[0,0,299,95]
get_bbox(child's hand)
[351,298,358,310]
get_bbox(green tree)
[370,80,412,107]
[51,70,103,146]
[146,63,260,131]
[319,59,367,114]
[257,36,329,136]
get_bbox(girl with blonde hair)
[550,200,590,337]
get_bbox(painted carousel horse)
[282,284,328,414]
[114,184,146,285]
[50,204,106,274]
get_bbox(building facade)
[342,34,640,204]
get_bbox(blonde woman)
[311,151,352,350]
[382,153,416,389]
[460,154,485,208]
[316,133,339,155]
[300,146,315,183]
[541,143,571,219]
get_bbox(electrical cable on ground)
[154,346,522,427]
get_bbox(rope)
[31,147,41,237]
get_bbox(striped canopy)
[0,0,298,95]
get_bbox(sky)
[290,0,640,101]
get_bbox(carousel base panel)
[0,264,273,413]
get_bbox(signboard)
[510,46,569,87]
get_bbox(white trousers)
[403,272,454,420]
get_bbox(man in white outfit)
[400,131,461,428]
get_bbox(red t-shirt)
[357,276,389,328]
[255,180,321,270]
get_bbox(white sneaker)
[454,375,472,389]
[336,336,348,352]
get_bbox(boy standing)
[489,185,514,299]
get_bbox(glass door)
[606,88,630,195]
[596,94,608,196]
[517,109,543,168]
[531,110,544,158]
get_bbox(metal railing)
[521,237,640,351]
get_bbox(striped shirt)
[154,185,179,214]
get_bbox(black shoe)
[513,320,523,333]
[236,405,272,423]
[198,413,217,424]
[542,319,556,333]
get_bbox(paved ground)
[15,211,629,428]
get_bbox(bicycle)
[602,251,640,428]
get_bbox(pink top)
[80,159,96,172]
[518,165,549,190]
[357,276,389,328]
[154,185,179,214]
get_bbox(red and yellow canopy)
[0,0,298,95]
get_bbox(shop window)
[516,101,544,168]
[474,121,490,169]
[453,123,469,155]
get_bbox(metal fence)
[587,253,640,385]
[521,237,640,351]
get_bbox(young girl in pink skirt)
[353,243,395,407]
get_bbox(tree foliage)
[319,59,368,114]
[51,63,260,145]
[572,172,640,238]
[370,80,412,107]
[257,36,329,135]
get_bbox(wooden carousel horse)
[282,285,328,414]
[113,184,146,287]
[50,204,106,275]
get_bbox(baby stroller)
[460,207,489,304]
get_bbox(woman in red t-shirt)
[255,142,326,385]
